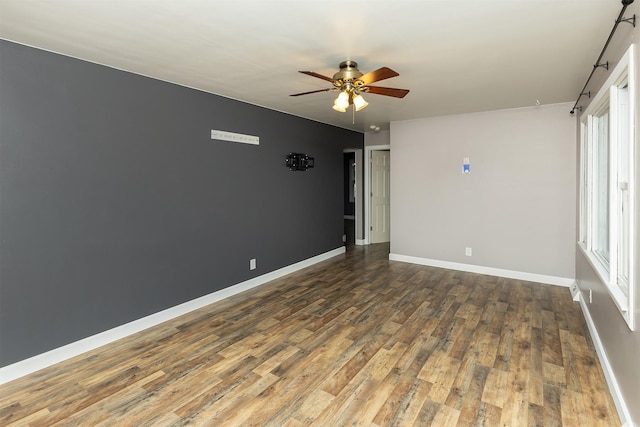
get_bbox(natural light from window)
[579,44,636,330]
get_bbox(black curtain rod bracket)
[618,14,636,26]
[570,0,635,115]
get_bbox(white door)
[370,150,390,243]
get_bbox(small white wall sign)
[211,130,259,145]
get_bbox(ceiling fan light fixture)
[353,94,368,111]
[333,91,350,111]
[332,102,347,112]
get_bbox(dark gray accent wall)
[0,40,363,367]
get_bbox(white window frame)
[579,44,636,330]
[579,121,589,245]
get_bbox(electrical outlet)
[465,247,472,256]
[250,258,256,270]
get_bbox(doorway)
[343,149,363,246]
[370,150,390,243]
[365,145,391,244]
[343,151,356,245]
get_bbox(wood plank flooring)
[0,243,620,426]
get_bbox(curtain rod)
[570,0,636,114]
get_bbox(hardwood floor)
[0,243,620,426]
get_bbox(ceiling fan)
[290,60,410,113]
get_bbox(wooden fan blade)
[299,71,335,83]
[357,67,399,86]
[290,88,332,97]
[364,86,410,98]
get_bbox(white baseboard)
[388,253,575,287]
[576,291,633,426]
[355,239,367,246]
[0,246,345,385]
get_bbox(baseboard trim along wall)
[576,290,632,427]
[388,253,575,287]
[0,246,346,385]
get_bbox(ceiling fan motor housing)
[333,60,364,87]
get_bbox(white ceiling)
[0,0,623,132]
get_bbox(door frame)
[364,144,391,244]
[343,148,364,245]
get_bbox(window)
[592,103,610,263]
[579,44,636,330]
[579,122,588,245]
[615,77,631,295]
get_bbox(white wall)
[390,102,576,280]
[365,129,390,146]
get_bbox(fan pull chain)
[352,105,355,124]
